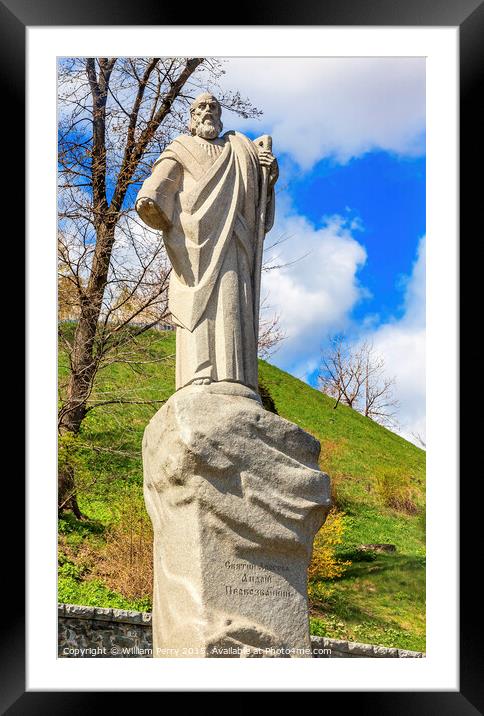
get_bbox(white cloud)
[359,236,426,445]
[262,206,426,445]
[218,57,425,169]
[262,199,367,378]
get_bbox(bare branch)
[319,334,400,427]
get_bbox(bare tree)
[57,57,263,515]
[256,292,286,360]
[411,432,426,450]
[319,334,400,428]
[257,312,285,359]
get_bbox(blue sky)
[290,152,425,324]
[217,57,426,442]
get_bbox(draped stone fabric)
[136,131,275,391]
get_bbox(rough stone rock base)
[142,382,331,658]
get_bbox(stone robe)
[136,131,275,392]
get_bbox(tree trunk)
[58,365,93,517]
[58,459,83,519]
[58,222,116,515]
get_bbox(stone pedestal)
[142,382,331,658]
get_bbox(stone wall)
[58,604,425,658]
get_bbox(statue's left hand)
[258,150,279,187]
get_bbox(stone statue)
[136,92,279,392]
[137,93,331,659]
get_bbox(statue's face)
[190,96,223,140]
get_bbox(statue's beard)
[193,117,221,140]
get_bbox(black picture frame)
[4,0,478,709]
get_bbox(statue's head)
[189,92,223,140]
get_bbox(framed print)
[2,0,479,709]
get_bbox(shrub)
[373,469,420,515]
[92,487,153,601]
[308,507,351,582]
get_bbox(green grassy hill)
[58,329,425,651]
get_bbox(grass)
[309,552,426,651]
[58,328,425,651]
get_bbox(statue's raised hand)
[257,149,279,187]
[135,197,172,232]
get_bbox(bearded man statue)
[136,92,279,392]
